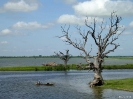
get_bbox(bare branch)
[55,50,72,67]
[57,11,124,87]
[103,43,120,55]
[85,18,99,46]
[101,12,124,57]
[58,25,93,64]
[58,11,124,71]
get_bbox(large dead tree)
[58,12,124,87]
[54,50,72,68]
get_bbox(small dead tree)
[58,12,124,87]
[54,50,72,68]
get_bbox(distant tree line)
[0,55,82,58]
[0,55,132,58]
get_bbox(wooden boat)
[36,82,54,86]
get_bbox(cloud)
[63,0,77,4]
[0,29,11,35]
[57,14,85,25]
[122,31,133,35]
[57,14,103,25]
[0,21,54,36]
[0,29,26,36]
[12,21,54,30]
[60,37,67,41]
[73,0,133,17]
[0,41,8,44]
[0,0,38,13]
[129,21,133,27]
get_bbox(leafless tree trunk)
[54,50,72,69]
[58,12,124,87]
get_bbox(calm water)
[0,58,133,67]
[0,70,133,99]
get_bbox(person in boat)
[36,80,41,85]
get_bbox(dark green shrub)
[35,68,38,71]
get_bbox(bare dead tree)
[58,12,124,87]
[54,50,72,68]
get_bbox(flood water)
[0,58,133,67]
[0,70,133,99]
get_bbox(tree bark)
[89,57,104,87]
[64,61,67,69]
[89,70,104,87]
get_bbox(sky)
[0,0,133,56]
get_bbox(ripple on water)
[0,70,133,99]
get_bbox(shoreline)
[0,66,133,92]
[100,78,133,92]
[0,64,133,71]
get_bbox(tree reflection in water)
[91,87,104,99]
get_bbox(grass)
[0,65,70,71]
[102,64,133,69]
[0,64,133,71]
[0,66,44,71]
[100,78,133,92]
[0,64,79,71]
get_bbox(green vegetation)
[0,65,71,71]
[100,78,133,92]
[0,64,133,71]
[0,66,45,71]
[102,64,133,69]
[105,56,133,60]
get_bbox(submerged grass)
[101,78,133,92]
[0,64,133,71]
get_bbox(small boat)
[36,82,54,86]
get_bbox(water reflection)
[92,87,104,99]
[0,70,133,99]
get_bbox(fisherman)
[36,80,40,85]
